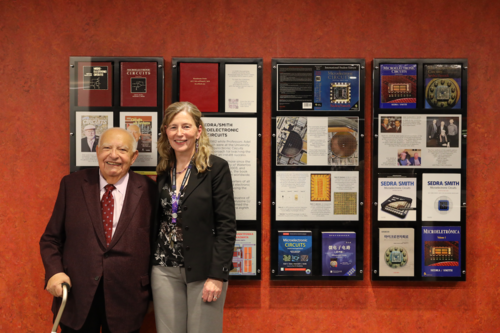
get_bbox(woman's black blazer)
[152,155,237,283]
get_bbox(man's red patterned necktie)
[101,184,115,246]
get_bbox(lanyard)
[170,161,192,224]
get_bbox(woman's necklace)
[176,161,190,174]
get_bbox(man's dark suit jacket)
[40,168,157,332]
[81,136,99,152]
[152,155,236,283]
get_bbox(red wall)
[2,0,500,331]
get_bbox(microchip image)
[330,83,351,104]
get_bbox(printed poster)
[276,171,358,221]
[378,114,462,169]
[203,117,257,220]
[276,116,359,166]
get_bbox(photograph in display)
[422,226,461,277]
[120,62,157,107]
[379,228,415,277]
[276,171,358,221]
[322,232,356,276]
[422,174,461,221]
[378,114,461,169]
[379,64,417,109]
[119,112,158,167]
[276,64,360,111]
[77,62,112,107]
[179,62,219,112]
[225,64,257,113]
[380,116,402,133]
[378,177,417,221]
[276,116,359,166]
[424,64,462,109]
[203,117,257,220]
[426,116,460,148]
[75,112,114,166]
[230,231,257,276]
[277,231,312,276]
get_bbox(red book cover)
[179,63,219,112]
[77,62,113,106]
[120,62,157,107]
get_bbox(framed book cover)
[322,232,356,276]
[276,64,360,112]
[378,177,417,221]
[119,112,158,167]
[75,112,114,166]
[179,63,219,112]
[230,231,257,276]
[120,62,158,107]
[422,226,461,277]
[77,62,113,107]
[277,231,312,276]
[424,64,462,109]
[379,64,417,109]
[225,64,258,113]
[379,228,415,277]
[422,174,461,221]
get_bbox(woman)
[151,102,236,333]
[398,151,412,166]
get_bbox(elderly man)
[427,119,438,140]
[447,119,458,147]
[40,128,157,333]
[81,125,99,152]
[410,152,421,166]
[127,124,145,152]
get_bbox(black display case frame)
[371,58,467,282]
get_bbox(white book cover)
[379,228,415,277]
[422,173,461,221]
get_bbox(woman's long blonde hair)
[157,102,212,175]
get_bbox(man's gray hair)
[98,127,138,152]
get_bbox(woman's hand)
[202,278,223,302]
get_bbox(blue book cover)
[380,64,417,109]
[422,226,461,277]
[424,64,462,109]
[313,65,360,111]
[278,231,312,276]
[322,232,356,276]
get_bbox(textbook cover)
[380,64,417,109]
[379,228,415,277]
[278,231,312,276]
[322,232,356,276]
[422,226,461,277]
[424,64,462,109]
[230,231,257,276]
